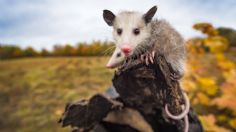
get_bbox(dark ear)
[143,6,158,24]
[103,10,116,26]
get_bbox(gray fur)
[103,7,186,76]
[133,19,186,76]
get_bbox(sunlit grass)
[0,57,114,132]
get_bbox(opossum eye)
[117,28,122,35]
[116,52,121,57]
[133,28,140,35]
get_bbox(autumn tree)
[0,45,23,59]
[23,47,38,57]
[218,27,236,47]
[184,22,236,131]
[40,48,50,56]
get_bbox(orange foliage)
[184,22,236,131]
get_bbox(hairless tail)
[164,92,190,120]
[164,92,190,132]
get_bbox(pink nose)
[121,47,131,54]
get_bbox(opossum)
[106,47,125,68]
[103,6,186,79]
[103,6,189,132]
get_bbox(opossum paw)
[170,72,181,81]
[140,51,155,65]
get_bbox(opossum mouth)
[124,51,133,57]
[107,61,123,69]
[124,53,130,56]
[121,48,133,57]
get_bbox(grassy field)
[1,53,236,132]
[0,57,114,132]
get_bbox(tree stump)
[59,55,203,132]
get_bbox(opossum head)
[103,6,157,57]
[106,47,125,68]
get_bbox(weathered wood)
[112,55,185,131]
[59,94,123,131]
[59,55,203,132]
[113,55,184,114]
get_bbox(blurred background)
[0,0,236,131]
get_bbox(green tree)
[217,27,236,47]
[23,47,38,57]
[40,48,50,56]
[0,45,23,59]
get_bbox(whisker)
[102,46,115,56]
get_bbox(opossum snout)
[121,48,131,55]
[106,64,113,68]
[120,45,132,56]
[106,61,120,68]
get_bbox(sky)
[0,0,235,50]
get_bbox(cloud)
[0,0,235,50]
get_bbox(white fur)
[106,47,125,68]
[113,11,151,55]
[106,10,186,76]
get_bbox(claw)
[141,55,144,61]
[152,51,155,58]
[170,72,181,81]
[140,50,155,65]
[170,75,175,81]
[146,56,149,65]
[150,56,154,63]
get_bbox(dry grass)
[0,57,114,132]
